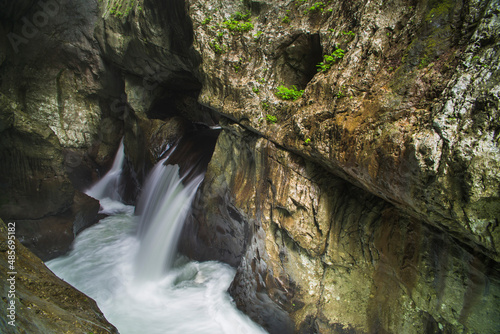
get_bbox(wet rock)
[0,218,118,334]
[14,191,100,261]
[189,0,500,261]
[184,122,500,333]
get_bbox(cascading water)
[135,162,204,281]
[47,133,267,334]
[86,138,125,202]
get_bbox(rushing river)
[46,138,267,334]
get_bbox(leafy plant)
[282,16,290,24]
[254,31,263,40]
[209,40,225,54]
[316,47,345,72]
[201,17,212,25]
[341,30,356,37]
[261,101,270,110]
[222,20,254,32]
[266,114,278,123]
[275,85,304,101]
[232,11,251,21]
[336,85,346,99]
[306,2,326,13]
[252,87,260,94]
[304,138,311,145]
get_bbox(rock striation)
[181,0,500,332]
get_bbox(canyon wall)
[182,0,500,332]
[0,0,499,333]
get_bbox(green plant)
[342,30,356,37]
[419,55,430,68]
[282,16,290,24]
[316,47,345,72]
[254,31,263,40]
[261,101,270,110]
[222,20,254,32]
[209,40,225,54]
[307,2,326,13]
[266,114,278,123]
[336,85,346,99]
[304,138,311,145]
[232,11,250,21]
[201,17,212,25]
[252,87,260,94]
[275,85,304,101]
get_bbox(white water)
[47,142,267,334]
[86,138,125,201]
[135,162,204,281]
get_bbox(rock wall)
[187,0,500,261]
[180,0,500,332]
[0,219,118,333]
[183,121,500,333]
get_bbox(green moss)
[425,0,454,22]
[107,0,139,18]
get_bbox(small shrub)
[341,30,356,37]
[209,40,225,54]
[307,2,326,13]
[232,11,251,21]
[275,85,304,101]
[316,47,345,72]
[222,20,254,32]
[266,114,278,123]
[282,16,290,24]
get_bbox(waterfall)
[134,156,203,281]
[47,130,267,333]
[86,138,125,201]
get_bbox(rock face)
[180,0,500,332]
[0,219,118,333]
[184,122,500,333]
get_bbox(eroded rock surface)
[183,122,500,333]
[0,219,118,333]
[181,0,500,332]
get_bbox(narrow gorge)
[0,0,499,333]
